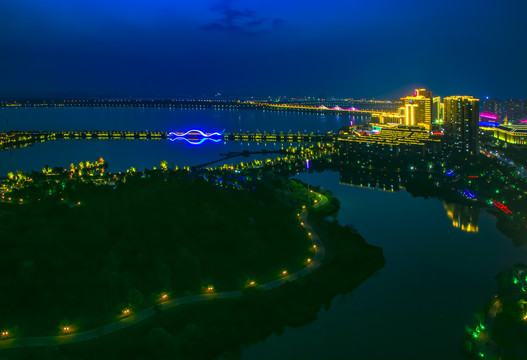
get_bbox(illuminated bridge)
[0,99,376,116]
[168,130,223,145]
[1,127,444,152]
[0,130,336,151]
[223,131,333,143]
[255,102,372,116]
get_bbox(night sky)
[1,0,526,99]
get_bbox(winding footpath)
[0,193,327,350]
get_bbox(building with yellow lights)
[401,89,433,129]
[338,123,441,148]
[493,125,527,146]
[371,111,405,124]
[432,96,443,123]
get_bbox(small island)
[0,157,385,359]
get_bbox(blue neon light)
[464,189,476,198]
[169,137,221,145]
[446,170,454,176]
[168,129,222,138]
[479,121,499,128]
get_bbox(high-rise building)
[444,96,480,158]
[432,96,443,122]
[401,89,433,129]
[481,98,503,121]
[505,99,524,124]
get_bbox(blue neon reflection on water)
[169,137,222,145]
[167,129,222,145]
[168,129,222,137]
[464,189,476,199]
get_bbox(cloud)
[202,0,283,34]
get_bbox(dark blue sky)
[1,0,526,99]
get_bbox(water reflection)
[443,202,479,233]
[339,168,400,192]
[2,107,527,359]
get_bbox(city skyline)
[1,0,526,99]
[1,1,527,359]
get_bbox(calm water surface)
[1,108,525,359]
[0,107,361,175]
[243,172,527,359]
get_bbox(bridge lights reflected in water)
[168,129,222,145]
[170,137,221,145]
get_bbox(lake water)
[244,171,527,359]
[1,107,525,359]
[0,107,363,175]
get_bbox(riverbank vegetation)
[0,168,316,336]
[463,264,527,359]
[7,200,384,360]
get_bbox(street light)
[62,326,73,334]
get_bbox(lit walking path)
[0,192,327,349]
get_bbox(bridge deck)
[0,131,336,151]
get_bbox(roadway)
[0,192,328,349]
[481,147,527,178]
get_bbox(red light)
[493,201,512,214]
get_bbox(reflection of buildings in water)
[339,169,400,192]
[443,202,479,233]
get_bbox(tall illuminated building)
[401,89,432,129]
[482,98,503,122]
[432,96,443,123]
[505,99,524,123]
[444,96,479,158]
